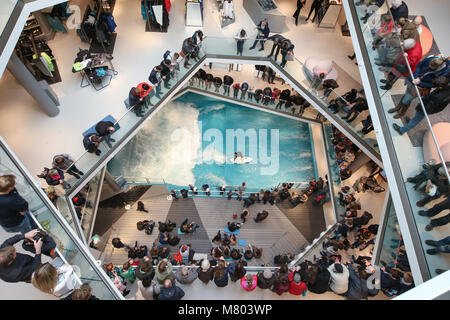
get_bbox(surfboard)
[229,157,252,164]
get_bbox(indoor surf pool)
[108,92,319,191]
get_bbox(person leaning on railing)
[379,38,422,92]
[390,56,450,119]
[392,76,450,135]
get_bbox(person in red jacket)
[380,38,422,90]
[288,270,307,296]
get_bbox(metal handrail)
[376,0,449,183]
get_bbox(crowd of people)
[0,173,97,299]
[189,68,320,119]
[357,0,450,277]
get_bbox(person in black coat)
[293,0,306,25]
[267,34,286,60]
[223,75,234,96]
[159,59,172,89]
[0,175,32,234]
[148,65,163,98]
[158,279,185,300]
[390,0,408,22]
[83,133,102,155]
[95,120,116,148]
[0,230,43,283]
[276,90,291,112]
[249,19,270,51]
[279,39,295,67]
[306,0,322,23]
[128,87,145,117]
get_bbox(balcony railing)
[0,137,123,300]
[343,0,450,282]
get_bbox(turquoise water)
[108,92,318,190]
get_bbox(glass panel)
[0,140,120,300]
[204,37,379,153]
[64,42,207,188]
[79,169,103,241]
[349,0,450,277]
[323,123,345,218]
[186,75,320,121]
[378,201,413,279]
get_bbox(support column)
[104,170,122,193]
[7,52,59,117]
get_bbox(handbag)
[425,179,437,196]
[286,52,294,61]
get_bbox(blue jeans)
[401,82,417,105]
[102,134,113,148]
[398,111,425,134]
[240,90,246,99]
[435,236,450,253]
[236,41,244,55]
[2,211,38,234]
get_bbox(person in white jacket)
[327,262,349,294]
[31,258,79,298]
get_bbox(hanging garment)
[41,52,55,72]
[47,15,67,33]
[222,0,234,19]
[153,5,163,25]
[141,2,148,20]
[103,13,117,32]
[162,2,169,27]
[33,57,53,77]
[164,0,171,12]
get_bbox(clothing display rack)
[78,1,118,54]
[16,18,61,84]
[22,12,55,42]
[185,0,203,27]
[72,48,117,91]
[142,0,171,32]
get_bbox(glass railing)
[63,40,208,190]
[376,197,413,274]
[185,79,321,122]
[64,36,382,198]
[323,123,346,219]
[348,0,450,279]
[79,168,104,242]
[203,37,381,158]
[0,137,122,300]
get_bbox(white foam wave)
[202,104,226,114]
[197,172,227,186]
[121,101,202,186]
[200,143,226,164]
[285,165,313,173]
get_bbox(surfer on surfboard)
[234,151,244,161]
